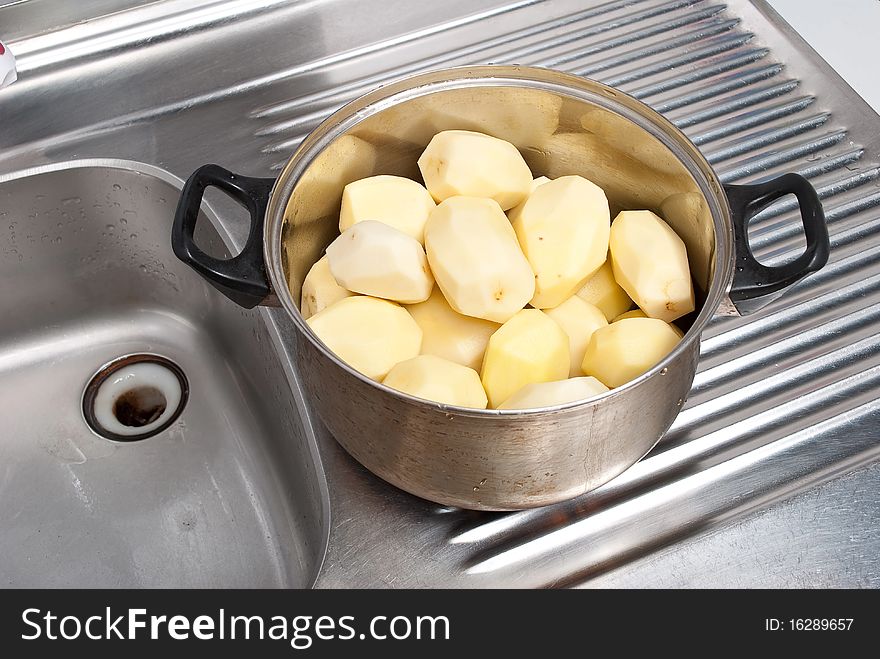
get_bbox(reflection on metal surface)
[0,162,327,587]
[1,0,878,585]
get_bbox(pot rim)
[264,65,734,417]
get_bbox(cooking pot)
[172,66,829,510]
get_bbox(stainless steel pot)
[173,66,829,510]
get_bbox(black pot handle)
[724,173,829,304]
[172,164,275,308]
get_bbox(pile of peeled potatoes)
[299,129,694,410]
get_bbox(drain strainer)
[83,354,189,441]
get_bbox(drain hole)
[114,386,167,427]
[83,354,188,442]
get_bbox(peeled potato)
[532,176,552,188]
[300,255,354,319]
[576,257,634,321]
[481,309,570,408]
[609,210,695,322]
[306,296,422,381]
[581,317,681,388]
[339,175,436,243]
[326,220,433,304]
[507,176,550,223]
[613,309,647,321]
[545,296,608,377]
[406,288,499,371]
[417,130,533,210]
[614,309,685,336]
[383,354,488,408]
[512,176,610,308]
[498,376,609,410]
[425,196,535,323]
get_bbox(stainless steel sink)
[0,161,328,587]
[2,0,879,587]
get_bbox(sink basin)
[0,160,328,587]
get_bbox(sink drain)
[83,354,188,441]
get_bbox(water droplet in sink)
[106,224,115,231]
[53,237,62,244]
[119,217,127,225]
[112,184,121,191]
[61,197,81,206]
[130,233,137,239]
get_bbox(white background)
[768,0,880,111]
